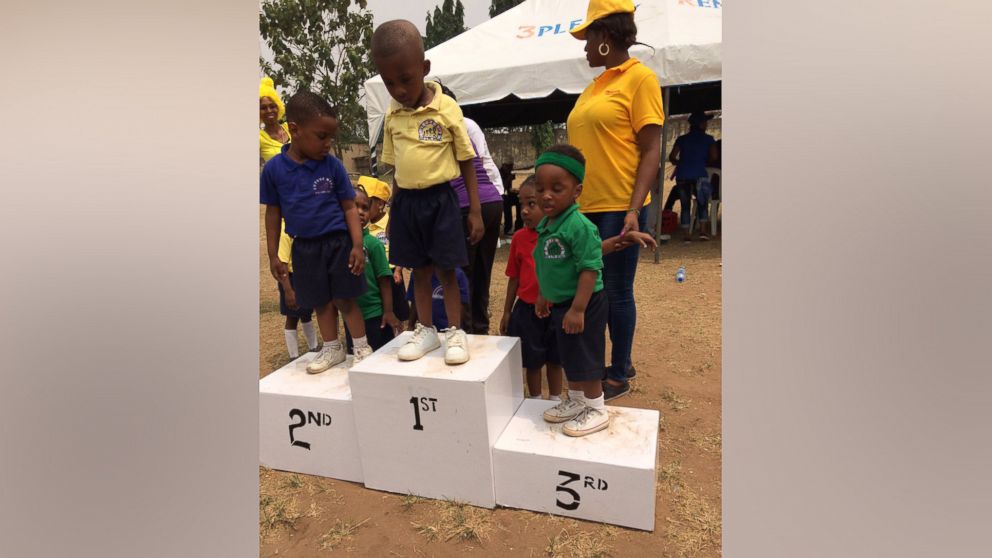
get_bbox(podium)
[348,332,524,508]
[492,399,660,530]
[259,353,364,483]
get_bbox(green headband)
[535,151,585,182]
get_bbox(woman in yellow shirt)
[259,76,290,166]
[567,0,664,401]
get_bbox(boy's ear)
[287,121,299,137]
[574,181,583,199]
[423,59,431,77]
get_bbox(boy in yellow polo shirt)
[371,19,483,365]
[275,222,319,359]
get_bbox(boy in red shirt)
[501,176,655,401]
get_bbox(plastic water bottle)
[676,266,686,283]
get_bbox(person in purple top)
[441,84,505,335]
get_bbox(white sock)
[352,336,370,349]
[549,394,562,402]
[568,390,586,404]
[284,329,299,358]
[586,394,606,410]
[325,339,342,350]
[301,321,317,350]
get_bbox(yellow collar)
[594,57,640,83]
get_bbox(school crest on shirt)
[376,231,388,245]
[312,176,334,195]
[543,238,567,260]
[418,119,444,142]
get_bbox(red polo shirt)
[505,227,540,304]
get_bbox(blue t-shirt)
[406,269,470,331]
[673,130,717,181]
[260,144,356,238]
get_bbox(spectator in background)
[666,110,717,241]
[500,159,522,236]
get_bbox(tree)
[259,0,374,143]
[530,121,556,155]
[425,0,466,50]
[489,0,524,18]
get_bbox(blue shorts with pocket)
[290,231,367,309]
[550,289,608,382]
[508,300,559,369]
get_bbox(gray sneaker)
[442,327,470,365]
[543,398,586,423]
[562,407,610,437]
[352,345,373,364]
[306,344,346,374]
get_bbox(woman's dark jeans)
[583,209,648,384]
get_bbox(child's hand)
[381,311,402,335]
[499,312,510,336]
[284,288,299,310]
[348,246,365,276]
[392,267,404,284]
[563,308,585,334]
[535,296,550,318]
[467,209,484,245]
[614,231,658,251]
[270,259,289,282]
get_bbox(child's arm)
[535,291,550,319]
[602,230,658,256]
[563,270,598,335]
[277,273,299,310]
[499,278,519,336]
[377,276,401,333]
[459,159,484,245]
[264,205,288,281]
[340,199,365,276]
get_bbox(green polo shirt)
[533,203,604,304]
[356,228,392,319]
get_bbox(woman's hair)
[587,12,652,52]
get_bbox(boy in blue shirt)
[260,91,373,374]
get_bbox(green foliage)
[259,0,374,143]
[425,0,466,49]
[530,121,556,155]
[489,0,524,18]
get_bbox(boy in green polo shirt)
[343,188,403,353]
[532,144,611,437]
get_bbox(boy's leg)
[314,304,339,343]
[306,302,346,373]
[546,363,564,399]
[411,266,435,328]
[437,268,462,330]
[283,315,300,358]
[525,367,543,399]
[300,316,317,350]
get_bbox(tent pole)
[653,86,671,264]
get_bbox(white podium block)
[348,333,524,508]
[259,353,363,483]
[493,399,660,531]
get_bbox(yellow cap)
[356,175,391,202]
[570,0,636,40]
[259,76,285,121]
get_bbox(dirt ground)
[258,201,722,557]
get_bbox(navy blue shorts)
[508,300,559,369]
[277,273,314,320]
[551,289,608,383]
[290,231,367,309]
[388,182,468,271]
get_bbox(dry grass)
[400,492,424,512]
[690,432,722,455]
[412,500,495,544]
[544,527,616,558]
[661,388,692,412]
[259,493,303,540]
[666,488,721,558]
[319,517,371,551]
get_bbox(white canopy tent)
[363,0,721,141]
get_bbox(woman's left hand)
[621,211,640,236]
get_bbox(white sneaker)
[562,407,610,437]
[352,345,373,364]
[442,327,469,365]
[306,344,346,374]
[543,398,586,423]
[397,323,440,361]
